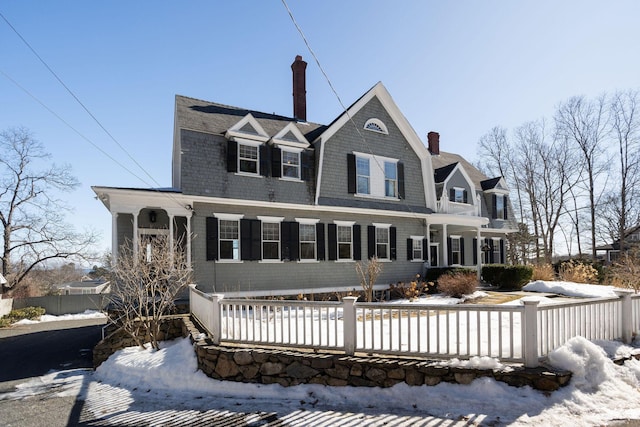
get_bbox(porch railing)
[189,285,638,367]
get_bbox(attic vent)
[364,118,388,134]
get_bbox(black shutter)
[271,146,282,178]
[328,224,337,260]
[241,219,252,260]
[390,227,397,260]
[489,239,495,263]
[347,153,356,194]
[259,145,270,177]
[503,197,508,220]
[500,239,505,264]
[450,188,455,201]
[281,221,298,261]
[353,224,362,260]
[301,150,314,181]
[367,226,376,259]
[227,141,238,173]
[463,190,468,204]
[447,237,453,266]
[473,238,478,265]
[460,237,465,265]
[206,217,218,260]
[423,238,429,261]
[251,220,261,260]
[397,162,405,199]
[492,194,497,219]
[407,238,413,261]
[316,223,325,261]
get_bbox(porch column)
[133,211,139,259]
[442,224,448,266]
[111,212,119,263]
[476,227,482,281]
[186,214,192,268]
[426,222,431,266]
[168,214,175,264]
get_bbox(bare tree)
[599,90,640,252]
[555,95,609,259]
[355,257,382,302]
[0,127,98,294]
[109,235,192,350]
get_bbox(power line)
[280,0,424,222]
[0,11,163,191]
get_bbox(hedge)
[482,264,533,290]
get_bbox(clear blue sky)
[1,1,639,256]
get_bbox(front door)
[430,244,439,267]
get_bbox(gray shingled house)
[93,56,517,297]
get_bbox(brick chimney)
[291,55,307,121]
[427,131,440,155]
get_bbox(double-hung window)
[281,149,300,179]
[376,227,390,260]
[299,223,316,260]
[238,143,259,174]
[337,225,353,260]
[219,219,240,260]
[356,157,370,194]
[492,238,501,264]
[384,161,397,197]
[453,188,465,203]
[261,222,280,260]
[496,195,505,219]
[451,236,461,265]
[412,238,423,261]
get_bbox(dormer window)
[281,148,301,179]
[239,142,259,174]
[364,118,388,135]
[451,187,468,203]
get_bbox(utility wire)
[0,11,163,191]
[281,0,423,221]
[0,11,188,210]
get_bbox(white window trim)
[218,218,241,262]
[450,235,462,265]
[260,219,281,262]
[236,138,262,176]
[298,222,317,262]
[410,236,424,263]
[336,223,354,261]
[280,146,303,181]
[353,151,399,200]
[363,118,389,135]
[374,225,391,261]
[295,218,320,224]
[214,213,244,221]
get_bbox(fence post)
[342,297,357,355]
[210,294,223,345]
[522,297,540,368]
[615,290,634,344]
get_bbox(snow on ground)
[3,281,640,425]
[523,280,625,298]
[12,310,106,325]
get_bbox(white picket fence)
[189,284,638,367]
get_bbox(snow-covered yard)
[3,282,640,425]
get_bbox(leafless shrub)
[606,250,640,292]
[437,271,478,298]
[558,260,598,284]
[109,235,193,350]
[355,257,383,302]
[532,264,556,281]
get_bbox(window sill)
[216,259,243,264]
[410,259,425,263]
[259,259,283,264]
[234,172,264,178]
[298,259,320,263]
[377,258,392,263]
[354,194,400,201]
[279,177,303,183]
[335,259,355,263]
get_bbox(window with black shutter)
[206,217,218,260]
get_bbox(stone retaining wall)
[181,317,572,392]
[93,315,572,392]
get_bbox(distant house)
[595,225,640,263]
[55,279,111,295]
[93,56,517,297]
